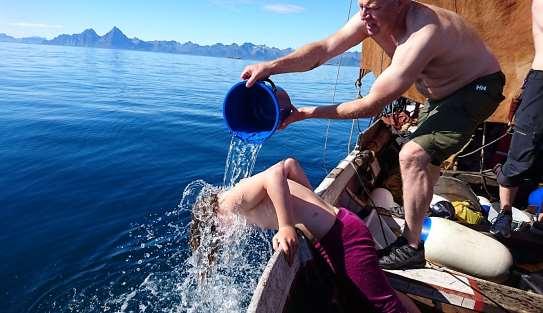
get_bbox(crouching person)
[190,158,419,313]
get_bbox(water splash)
[176,135,269,312]
[223,136,262,188]
[31,137,269,312]
[176,181,273,313]
[33,181,272,313]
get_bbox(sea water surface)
[0,42,373,312]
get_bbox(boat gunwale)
[247,121,543,313]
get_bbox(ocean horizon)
[0,41,372,312]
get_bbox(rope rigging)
[321,0,360,175]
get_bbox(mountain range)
[0,27,360,66]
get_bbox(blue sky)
[0,0,361,50]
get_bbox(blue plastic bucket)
[223,79,293,143]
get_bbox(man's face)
[358,0,400,36]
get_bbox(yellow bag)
[452,200,484,225]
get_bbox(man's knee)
[399,142,431,169]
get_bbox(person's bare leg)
[428,163,441,186]
[399,141,434,248]
[499,185,518,213]
[283,157,312,189]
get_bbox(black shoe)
[378,237,426,270]
[490,210,512,238]
[376,236,407,258]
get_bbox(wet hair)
[189,186,221,265]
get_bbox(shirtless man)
[492,0,543,238]
[241,0,505,269]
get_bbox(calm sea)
[0,42,372,312]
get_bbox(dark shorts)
[313,208,406,313]
[410,72,506,165]
[497,70,543,187]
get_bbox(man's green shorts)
[410,72,506,166]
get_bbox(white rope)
[347,73,366,154]
[321,0,356,174]
[347,118,357,154]
[457,127,511,158]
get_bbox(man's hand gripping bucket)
[223,79,293,144]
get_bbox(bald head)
[358,0,411,36]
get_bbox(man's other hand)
[279,106,314,129]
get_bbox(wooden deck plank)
[386,268,543,313]
[388,268,475,295]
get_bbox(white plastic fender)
[421,217,512,282]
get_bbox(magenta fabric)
[313,208,407,313]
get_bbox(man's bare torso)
[370,2,500,99]
[533,0,543,70]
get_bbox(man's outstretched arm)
[281,23,439,126]
[241,14,368,87]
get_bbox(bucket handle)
[261,78,277,93]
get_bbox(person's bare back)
[374,2,500,99]
[533,0,543,70]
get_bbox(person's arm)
[241,14,368,87]
[280,23,440,127]
[219,161,298,264]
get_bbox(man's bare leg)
[399,141,435,248]
[428,163,441,186]
[378,141,431,269]
[499,185,518,213]
[490,185,517,238]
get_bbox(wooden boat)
[247,1,543,312]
